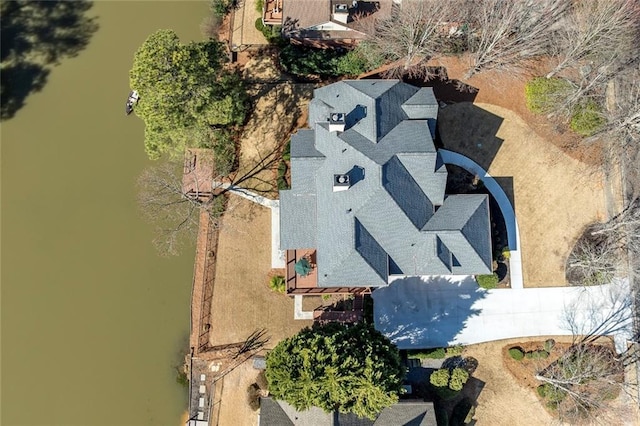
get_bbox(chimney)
[333,174,350,192]
[332,3,349,24]
[329,112,346,133]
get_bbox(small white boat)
[125,90,139,115]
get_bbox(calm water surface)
[1,2,210,425]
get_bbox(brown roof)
[282,0,392,39]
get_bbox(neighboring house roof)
[282,0,392,41]
[259,398,437,426]
[280,80,492,287]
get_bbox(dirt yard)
[438,102,607,286]
[208,56,315,426]
[462,337,566,425]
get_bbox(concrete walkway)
[439,149,524,289]
[215,182,285,268]
[373,275,633,353]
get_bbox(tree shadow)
[373,276,487,349]
[1,0,99,120]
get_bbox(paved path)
[215,182,285,268]
[374,276,633,353]
[440,149,524,289]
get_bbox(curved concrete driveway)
[440,149,523,289]
[373,275,633,353]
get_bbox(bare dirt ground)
[462,337,569,425]
[209,56,315,426]
[439,102,607,286]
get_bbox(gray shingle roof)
[259,398,436,426]
[280,80,492,287]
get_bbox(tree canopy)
[129,29,247,159]
[265,322,405,420]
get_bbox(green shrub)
[537,385,547,397]
[449,367,469,391]
[476,273,499,289]
[538,383,566,405]
[501,248,511,260]
[525,77,572,114]
[570,100,606,136]
[430,368,450,387]
[509,347,524,361]
[255,0,264,13]
[445,345,464,357]
[410,347,446,359]
[525,350,550,360]
[544,339,556,352]
[335,49,370,76]
[282,140,291,161]
[269,275,286,293]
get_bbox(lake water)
[1,2,210,425]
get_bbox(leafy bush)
[570,100,606,136]
[445,345,464,357]
[255,0,264,13]
[410,347,446,359]
[282,140,291,161]
[537,383,566,405]
[525,350,550,360]
[509,347,524,361]
[269,275,286,293]
[501,248,511,260]
[449,368,469,391]
[175,367,189,387]
[279,45,373,78]
[544,339,556,352]
[525,77,572,114]
[430,368,450,387]
[476,273,498,289]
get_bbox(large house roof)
[259,397,437,426]
[280,80,492,287]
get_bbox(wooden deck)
[286,249,371,295]
[263,0,282,25]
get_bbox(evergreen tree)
[266,322,405,420]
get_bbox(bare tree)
[546,0,640,79]
[361,0,465,78]
[534,281,636,423]
[567,231,619,286]
[465,0,569,79]
[137,144,281,256]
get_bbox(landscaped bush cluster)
[525,77,606,137]
[476,273,498,289]
[429,366,470,398]
[279,45,373,78]
[409,345,463,360]
[277,140,290,190]
[525,349,550,360]
[509,345,549,361]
